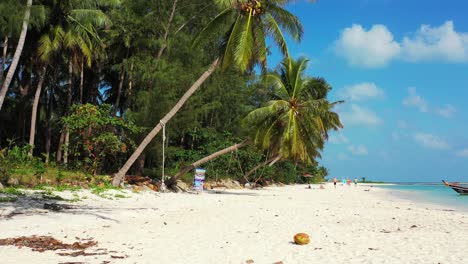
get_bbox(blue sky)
[271,0,468,182]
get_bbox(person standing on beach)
[333,177,337,188]
[354,177,358,187]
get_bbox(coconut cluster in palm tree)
[237,1,264,17]
[193,0,303,72]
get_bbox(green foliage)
[90,181,121,195]
[194,0,303,72]
[62,104,140,174]
[0,197,18,203]
[0,0,336,188]
[244,57,343,164]
[0,187,24,196]
[0,141,47,186]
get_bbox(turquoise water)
[376,183,468,212]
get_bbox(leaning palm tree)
[113,0,304,186]
[166,57,343,187]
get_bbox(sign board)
[193,168,206,191]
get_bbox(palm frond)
[266,2,303,41]
[234,9,254,72]
[221,14,243,70]
[192,8,234,48]
[264,13,289,57]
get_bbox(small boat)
[442,180,468,195]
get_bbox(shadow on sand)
[203,189,262,196]
[0,191,158,222]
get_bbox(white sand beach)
[1,184,467,264]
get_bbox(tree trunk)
[45,124,51,165]
[28,66,46,156]
[244,155,280,181]
[79,60,84,104]
[63,60,73,164]
[0,36,8,85]
[56,131,65,162]
[156,0,178,60]
[67,59,73,111]
[63,130,69,164]
[45,87,53,165]
[112,58,219,186]
[125,61,134,108]
[0,0,32,111]
[113,67,125,115]
[165,139,251,187]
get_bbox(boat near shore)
[442,180,468,195]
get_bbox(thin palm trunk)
[166,139,251,187]
[114,67,125,115]
[244,155,280,181]
[56,131,65,162]
[128,61,134,96]
[112,58,219,186]
[79,60,84,103]
[156,0,178,59]
[63,60,73,164]
[0,0,32,111]
[0,36,8,84]
[28,66,46,156]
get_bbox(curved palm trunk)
[244,155,280,181]
[165,139,251,187]
[112,58,220,186]
[28,66,47,156]
[0,0,32,111]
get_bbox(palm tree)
[36,0,116,162]
[113,0,304,186]
[0,0,32,111]
[166,57,343,187]
[245,57,343,164]
[28,65,46,156]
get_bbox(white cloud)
[334,21,468,67]
[414,133,450,149]
[348,145,368,155]
[328,134,349,144]
[435,104,456,118]
[402,21,468,62]
[456,149,468,157]
[402,87,429,112]
[334,24,401,68]
[340,104,383,126]
[338,82,384,101]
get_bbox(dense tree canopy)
[0,0,342,188]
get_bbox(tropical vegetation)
[0,0,342,191]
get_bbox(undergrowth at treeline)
[1,136,330,192]
[0,141,124,197]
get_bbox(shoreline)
[1,184,467,263]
